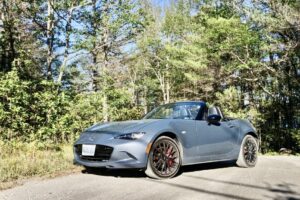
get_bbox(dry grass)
[0,141,81,190]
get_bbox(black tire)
[236,135,258,167]
[145,136,181,179]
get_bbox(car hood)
[85,119,159,134]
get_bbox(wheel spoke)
[243,138,257,165]
[150,139,180,177]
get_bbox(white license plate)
[82,144,96,156]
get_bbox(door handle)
[227,123,236,128]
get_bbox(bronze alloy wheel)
[147,136,181,178]
[236,135,259,168]
[243,137,258,166]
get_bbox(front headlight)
[114,132,146,140]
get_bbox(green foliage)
[0,69,144,143]
[0,69,31,140]
[0,69,69,142]
[291,129,300,152]
[66,92,104,136]
[0,0,299,155]
[215,87,264,127]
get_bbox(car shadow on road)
[81,160,236,178]
[178,160,237,176]
[81,168,146,178]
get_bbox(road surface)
[1,156,300,200]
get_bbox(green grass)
[0,141,81,190]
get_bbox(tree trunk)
[161,76,167,104]
[143,86,148,114]
[46,0,54,79]
[102,0,110,122]
[90,0,100,91]
[166,78,170,103]
[154,67,168,104]
[102,94,108,122]
[165,58,170,103]
[0,0,16,71]
[57,4,75,83]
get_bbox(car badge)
[88,136,95,141]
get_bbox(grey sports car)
[74,101,258,179]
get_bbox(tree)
[74,0,146,121]
[0,0,299,153]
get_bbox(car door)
[195,107,239,161]
[170,119,199,164]
[168,103,203,164]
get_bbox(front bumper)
[73,135,149,169]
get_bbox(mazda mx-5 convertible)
[74,101,258,179]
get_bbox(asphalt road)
[1,156,300,200]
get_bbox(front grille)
[74,144,113,162]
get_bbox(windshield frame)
[143,102,204,120]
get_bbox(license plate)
[82,145,96,156]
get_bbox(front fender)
[237,119,258,144]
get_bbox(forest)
[0,0,299,155]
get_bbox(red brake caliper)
[166,146,174,167]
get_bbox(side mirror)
[207,106,223,124]
[207,114,221,124]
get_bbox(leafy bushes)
[0,69,143,143]
[215,87,264,127]
[0,70,145,186]
[0,69,69,142]
[216,87,300,153]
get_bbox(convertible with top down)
[74,101,258,179]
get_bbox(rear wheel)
[236,135,258,167]
[145,136,181,179]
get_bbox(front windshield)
[143,103,201,120]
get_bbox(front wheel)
[145,136,181,179]
[236,135,258,167]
